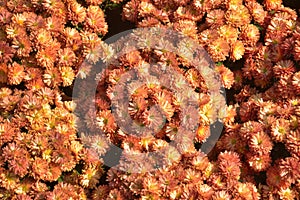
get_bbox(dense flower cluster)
[0,0,300,199]
[0,0,112,198]
[119,0,300,199]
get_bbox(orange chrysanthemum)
[86,6,108,36]
[231,41,245,60]
[207,38,230,62]
[215,64,235,89]
[225,5,251,28]
[264,0,282,11]
[7,62,25,85]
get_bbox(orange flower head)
[264,0,282,11]
[8,62,25,85]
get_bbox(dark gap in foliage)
[254,171,267,185]
[271,142,291,162]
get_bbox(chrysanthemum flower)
[0,63,8,83]
[185,68,203,89]
[92,185,109,200]
[68,1,87,23]
[43,67,62,88]
[86,6,108,36]
[271,118,290,142]
[240,24,260,46]
[294,40,300,61]
[80,165,103,189]
[195,125,210,143]
[215,64,234,89]
[218,25,239,44]
[31,157,50,180]
[225,5,251,28]
[7,62,25,85]
[240,120,265,139]
[36,47,57,68]
[273,60,295,78]
[107,189,124,200]
[247,153,271,172]
[207,38,230,62]
[12,13,26,26]
[292,72,300,92]
[218,151,241,174]
[57,48,76,67]
[142,106,166,132]
[86,0,103,5]
[253,60,273,88]
[235,182,260,200]
[217,131,241,152]
[96,109,117,134]
[42,0,65,15]
[173,20,198,40]
[138,1,158,18]
[264,0,282,11]
[266,165,288,188]
[5,24,26,40]
[0,7,12,25]
[199,29,219,45]
[211,190,231,200]
[59,66,75,87]
[278,186,296,200]
[63,27,82,51]
[173,5,200,22]
[52,147,76,171]
[45,16,64,34]
[248,131,273,154]
[279,157,300,184]
[245,1,267,24]
[122,0,139,23]
[206,9,225,27]
[138,16,161,28]
[83,134,109,157]
[0,41,15,63]
[226,0,243,9]
[193,0,215,12]
[11,35,32,57]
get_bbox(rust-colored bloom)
[92,185,109,200]
[96,109,117,134]
[206,9,225,27]
[218,25,239,44]
[218,151,241,180]
[43,67,62,88]
[248,131,273,154]
[0,63,8,83]
[215,64,234,89]
[57,48,76,66]
[271,118,290,142]
[225,5,251,28]
[278,186,296,200]
[86,6,108,36]
[80,165,103,189]
[59,66,75,87]
[195,125,210,143]
[279,157,300,184]
[207,38,230,62]
[245,1,267,24]
[264,0,282,10]
[0,41,15,63]
[247,153,271,172]
[240,24,260,46]
[7,62,25,85]
[173,20,198,40]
